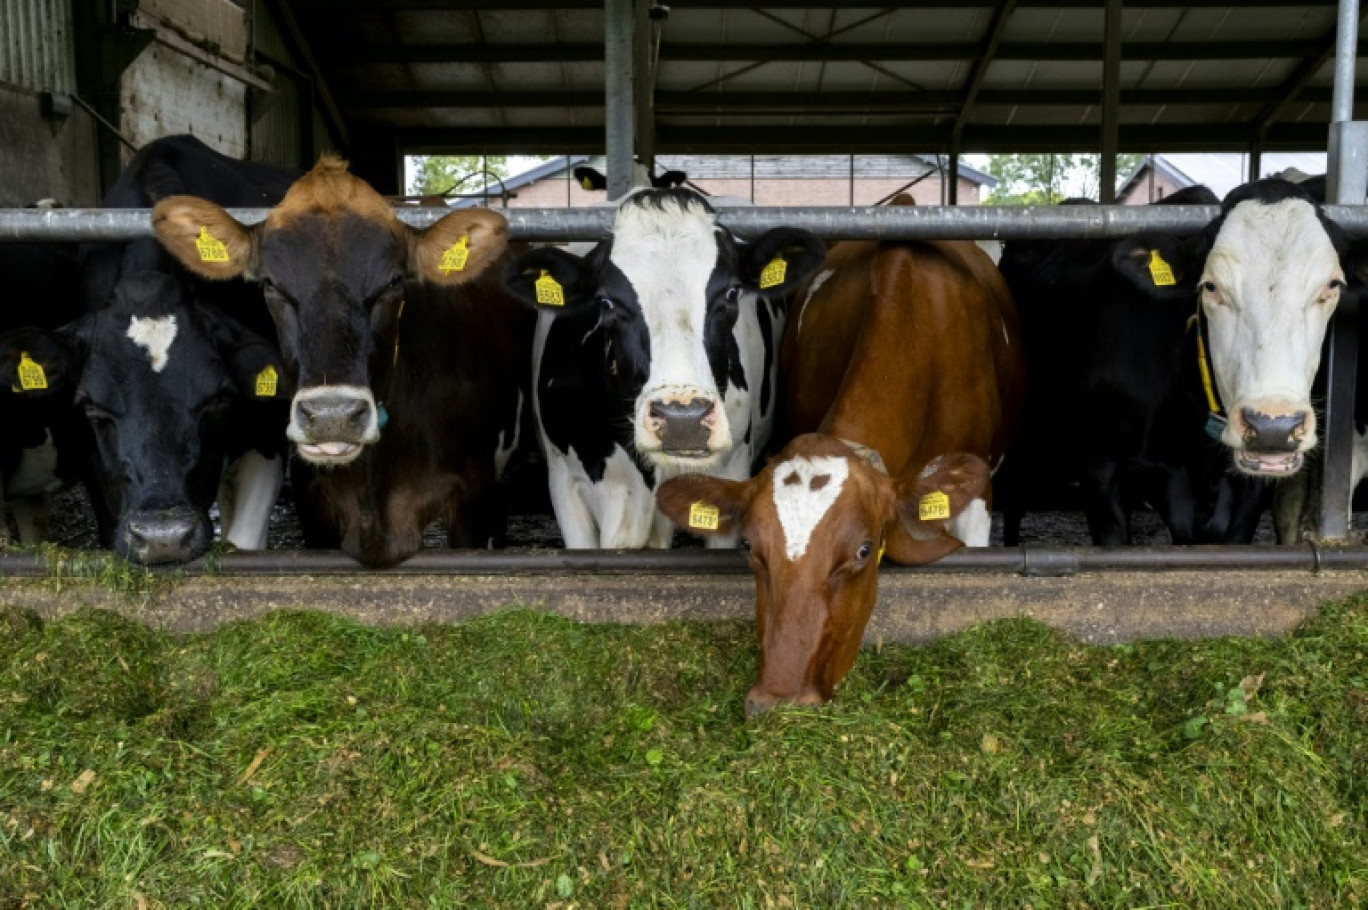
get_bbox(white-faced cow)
[658,232,1024,712]
[0,136,296,563]
[503,187,825,548]
[152,156,531,567]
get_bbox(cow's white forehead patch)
[772,455,849,561]
[126,315,178,373]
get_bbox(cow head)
[1193,180,1347,476]
[657,434,988,714]
[152,156,509,466]
[505,189,824,471]
[0,271,289,564]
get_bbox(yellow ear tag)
[918,490,951,521]
[1148,250,1176,286]
[877,539,887,565]
[580,177,595,191]
[688,501,720,530]
[16,352,47,391]
[195,226,230,264]
[759,257,787,290]
[535,270,565,307]
[439,235,470,275]
[254,364,278,397]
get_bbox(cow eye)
[1201,280,1217,294]
[1329,278,1346,291]
[387,273,405,290]
[739,538,751,553]
[857,541,873,560]
[724,286,742,303]
[598,296,617,314]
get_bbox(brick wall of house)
[1118,170,1188,205]
[494,174,984,208]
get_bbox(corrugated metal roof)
[282,1,1365,156]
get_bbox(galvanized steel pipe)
[6,544,1366,578]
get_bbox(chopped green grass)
[4,597,1368,907]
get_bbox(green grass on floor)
[3,597,1368,908]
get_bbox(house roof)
[1119,152,1330,200]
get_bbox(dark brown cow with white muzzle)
[150,156,532,566]
[658,231,1025,714]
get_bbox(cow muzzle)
[117,509,211,565]
[1230,402,1313,476]
[744,684,826,717]
[288,385,380,465]
[640,389,728,458]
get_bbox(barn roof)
[283,1,1367,158]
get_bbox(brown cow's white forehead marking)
[771,455,849,561]
[126,315,178,373]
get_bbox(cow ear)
[738,228,827,296]
[573,167,607,191]
[410,208,509,286]
[1112,233,1197,301]
[153,195,257,281]
[887,453,988,565]
[0,326,85,399]
[503,247,595,313]
[656,473,753,539]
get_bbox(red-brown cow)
[658,231,1025,713]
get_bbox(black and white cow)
[503,188,825,548]
[573,164,689,193]
[0,135,297,563]
[0,272,290,563]
[999,178,1355,545]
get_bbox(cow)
[151,155,531,567]
[998,179,1354,546]
[656,233,1024,713]
[0,241,86,544]
[501,187,826,548]
[0,272,290,563]
[573,164,689,193]
[0,136,296,563]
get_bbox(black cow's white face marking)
[125,315,178,372]
[1201,197,1344,475]
[607,195,735,468]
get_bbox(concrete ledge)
[5,566,1366,643]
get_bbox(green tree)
[983,152,1145,204]
[407,155,509,197]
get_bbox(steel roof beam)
[952,0,1018,140]
[347,87,1342,110]
[324,39,1357,65]
[394,122,1339,155]
[1255,16,1358,138]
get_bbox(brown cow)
[658,233,1024,713]
[150,156,532,566]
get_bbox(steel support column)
[1100,0,1122,202]
[1317,0,1365,541]
[605,0,636,199]
[634,0,657,171]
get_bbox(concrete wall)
[0,83,101,206]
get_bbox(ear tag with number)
[254,364,278,397]
[195,226,230,263]
[918,490,951,521]
[688,501,720,530]
[535,270,565,307]
[439,235,470,275]
[581,177,595,191]
[1148,250,1176,286]
[759,257,787,289]
[16,352,47,391]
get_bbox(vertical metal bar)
[1099,0,1122,203]
[1316,0,1362,541]
[605,0,635,200]
[1247,145,1261,183]
[948,148,960,205]
[849,153,855,206]
[633,0,654,173]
